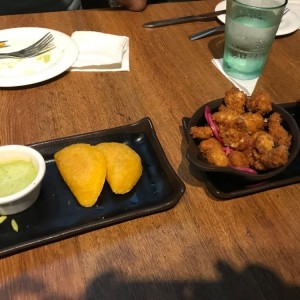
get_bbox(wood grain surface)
[0,1,299,299]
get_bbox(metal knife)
[143,9,226,28]
[189,25,225,41]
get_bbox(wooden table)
[0,1,299,298]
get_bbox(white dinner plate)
[215,1,300,36]
[0,27,79,87]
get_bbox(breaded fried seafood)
[199,137,229,167]
[246,91,272,115]
[224,87,247,113]
[190,88,292,173]
[190,125,213,140]
[268,112,292,148]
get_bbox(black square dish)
[185,99,300,182]
[182,101,300,199]
[0,118,185,258]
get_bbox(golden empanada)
[95,142,142,194]
[54,143,106,207]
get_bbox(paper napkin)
[288,0,300,29]
[70,31,129,72]
[212,58,259,96]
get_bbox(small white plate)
[0,27,79,87]
[215,1,300,36]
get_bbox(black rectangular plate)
[182,101,300,200]
[0,118,185,258]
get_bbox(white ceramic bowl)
[0,145,46,215]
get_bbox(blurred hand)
[117,0,147,11]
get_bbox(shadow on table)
[208,35,224,58]
[85,261,300,299]
[0,274,70,300]
[0,260,299,299]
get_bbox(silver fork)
[0,32,55,59]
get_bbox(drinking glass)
[223,0,287,80]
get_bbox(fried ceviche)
[190,88,292,174]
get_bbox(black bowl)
[185,99,300,182]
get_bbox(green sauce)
[0,160,38,197]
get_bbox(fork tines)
[25,32,55,57]
[0,31,55,59]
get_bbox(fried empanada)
[54,143,106,207]
[95,142,142,194]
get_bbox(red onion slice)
[223,146,232,156]
[230,166,257,174]
[204,106,257,175]
[204,106,222,142]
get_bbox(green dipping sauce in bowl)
[0,159,38,197]
[0,145,46,215]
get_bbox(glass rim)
[233,0,288,10]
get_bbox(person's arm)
[116,0,147,11]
